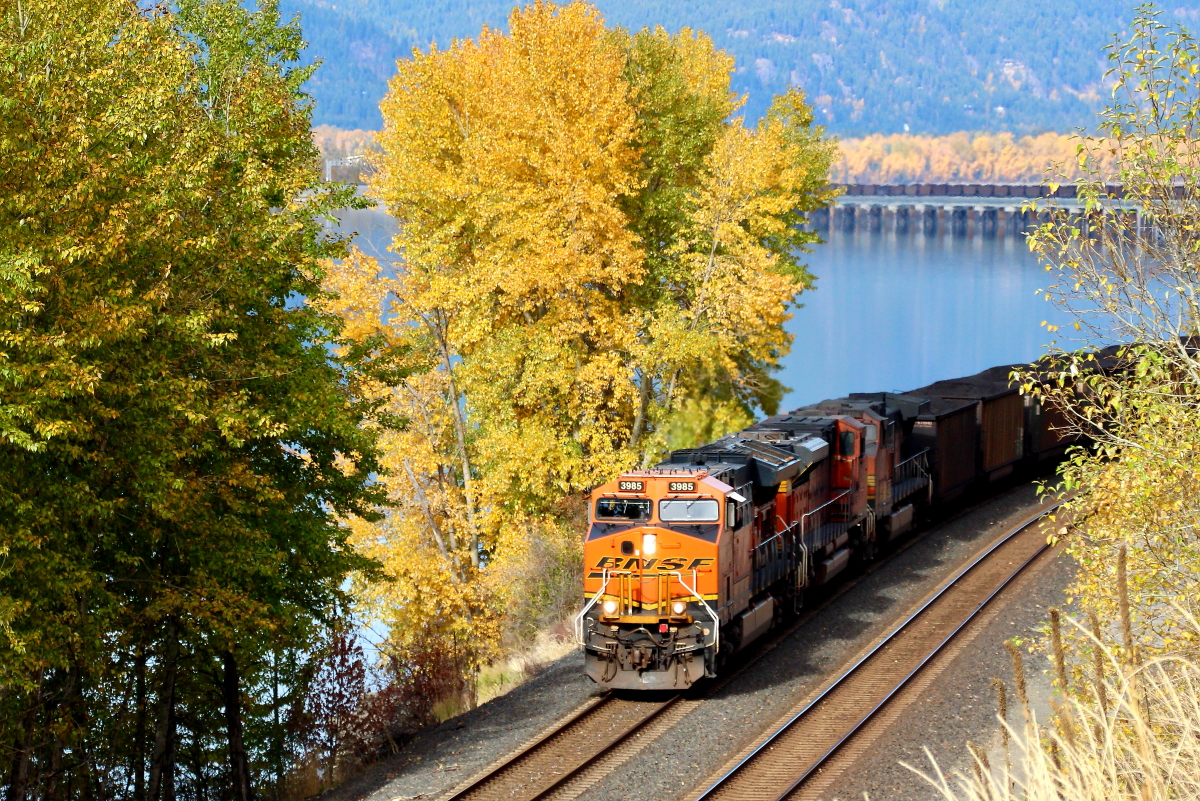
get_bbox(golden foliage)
[324,1,837,699]
[1016,7,1200,667]
[832,132,1119,184]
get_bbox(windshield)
[659,498,720,523]
[595,498,651,521]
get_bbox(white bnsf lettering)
[669,481,696,492]
[618,480,645,491]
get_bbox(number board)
[668,481,696,493]
[618,480,645,492]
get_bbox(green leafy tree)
[1021,5,1200,664]
[0,0,384,798]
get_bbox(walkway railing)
[893,448,932,505]
[800,488,853,553]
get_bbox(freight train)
[575,362,1081,690]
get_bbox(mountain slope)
[283,0,1169,134]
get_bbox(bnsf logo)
[592,557,714,571]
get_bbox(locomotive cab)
[578,470,727,689]
[577,436,805,690]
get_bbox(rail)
[694,500,1062,801]
[443,694,680,801]
[453,490,1058,801]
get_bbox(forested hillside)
[283,0,1159,134]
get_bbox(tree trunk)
[5,691,38,801]
[222,650,253,801]
[135,645,147,801]
[148,618,181,801]
[629,371,653,451]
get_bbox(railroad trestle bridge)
[819,182,1137,237]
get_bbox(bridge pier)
[829,182,1135,239]
[868,205,883,233]
[980,207,998,238]
[840,205,856,232]
[813,207,830,230]
[951,207,968,236]
[1006,208,1030,237]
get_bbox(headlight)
[672,601,686,615]
[602,599,618,615]
[642,533,657,555]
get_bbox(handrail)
[797,538,810,589]
[753,530,784,553]
[802,488,852,522]
[893,448,933,505]
[674,570,719,658]
[576,568,721,659]
[574,569,612,647]
[894,447,931,472]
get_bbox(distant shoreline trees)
[313,127,1120,187]
[833,131,1120,185]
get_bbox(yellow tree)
[332,1,837,702]
[634,89,839,455]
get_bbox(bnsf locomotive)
[576,362,1081,690]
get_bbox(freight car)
[576,361,1083,690]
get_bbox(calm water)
[780,229,1070,410]
[330,206,1070,412]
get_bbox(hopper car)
[576,361,1085,690]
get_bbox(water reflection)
[780,228,1072,409]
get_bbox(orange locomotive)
[576,397,935,690]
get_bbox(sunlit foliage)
[0,0,386,797]
[323,0,837,702]
[1021,5,1200,664]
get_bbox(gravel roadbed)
[330,481,1057,801]
[806,542,1076,801]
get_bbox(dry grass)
[430,632,576,722]
[910,616,1200,801]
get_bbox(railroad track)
[443,492,1058,801]
[693,501,1061,801]
[443,692,680,801]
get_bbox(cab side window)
[725,498,750,529]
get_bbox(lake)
[330,205,1070,412]
[781,227,1069,409]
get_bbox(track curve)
[693,502,1061,801]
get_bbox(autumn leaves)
[325,2,837,697]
